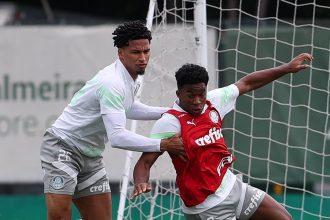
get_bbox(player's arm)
[126,101,170,120]
[102,113,185,156]
[98,82,185,155]
[131,152,162,199]
[235,53,313,96]
[207,84,239,119]
[132,113,181,198]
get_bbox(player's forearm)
[235,53,312,95]
[102,114,161,152]
[109,128,161,152]
[134,153,160,183]
[133,162,151,184]
[126,101,169,120]
[235,64,290,95]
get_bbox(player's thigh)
[46,193,73,220]
[249,194,292,220]
[185,177,241,220]
[74,192,112,220]
[41,130,82,196]
[73,160,112,220]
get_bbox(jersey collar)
[173,99,208,114]
[116,59,141,87]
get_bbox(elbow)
[138,154,157,169]
[107,129,124,147]
[236,82,253,95]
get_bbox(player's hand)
[160,135,187,161]
[286,53,313,73]
[131,182,152,199]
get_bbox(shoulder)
[97,64,125,92]
[151,112,181,137]
[206,84,239,119]
[159,113,180,126]
[207,84,239,101]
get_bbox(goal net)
[118,1,330,219]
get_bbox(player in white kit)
[40,20,185,220]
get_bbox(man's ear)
[118,48,123,59]
[176,89,179,98]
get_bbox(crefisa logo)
[50,176,65,190]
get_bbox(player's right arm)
[132,152,162,199]
[132,113,181,198]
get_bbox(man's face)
[118,39,150,80]
[176,83,207,117]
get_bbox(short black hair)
[112,20,152,48]
[175,64,209,89]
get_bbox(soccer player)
[132,53,313,220]
[40,20,185,220]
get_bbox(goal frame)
[117,1,208,219]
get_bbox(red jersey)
[167,100,235,207]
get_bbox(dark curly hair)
[112,20,152,48]
[175,64,209,89]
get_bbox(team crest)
[209,110,219,123]
[50,176,64,190]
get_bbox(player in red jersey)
[132,53,313,219]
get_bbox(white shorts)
[185,176,265,220]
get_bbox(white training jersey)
[52,59,163,157]
[151,84,239,137]
[150,84,240,214]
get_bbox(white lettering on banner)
[243,189,263,216]
[216,155,233,176]
[90,181,110,193]
[195,127,223,146]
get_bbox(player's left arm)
[126,101,170,120]
[207,85,239,119]
[235,53,313,96]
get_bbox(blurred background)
[2,0,330,26]
[1,0,330,219]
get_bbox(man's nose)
[192,97,202,104]
[139,53,147,61]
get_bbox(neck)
[129,72,138,81]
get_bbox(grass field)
[0,193,329,219]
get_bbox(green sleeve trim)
[70,77,97,106]
[150,132,176,139]
[97,85,124,109]
[220,88,231,107]
[70,84,89,106]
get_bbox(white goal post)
[118,1,330,220]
